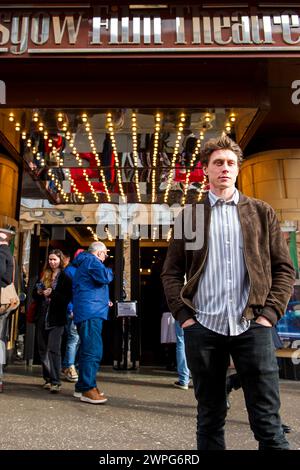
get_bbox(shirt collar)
[209,188,239,207]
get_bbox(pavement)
[0,363,299,452]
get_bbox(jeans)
[175,321,190,385]
[184,320,289,450]
[76,318,103,392]
[62,317,80,369]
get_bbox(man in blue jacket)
[72,242,114,404]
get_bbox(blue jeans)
[76,318,103,392]
[175,320,190,385]
[62,317,80,369]
[184,321,289,450]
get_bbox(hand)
[43,288,52,297]
[108,301,113,307]
[255,315,272,327]
[181,318,197,329]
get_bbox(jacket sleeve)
[161,219,195,326]
[88,259,114,285]
[0,251,13,286]
[261,208,296,325]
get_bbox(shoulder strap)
[12,256,15,284]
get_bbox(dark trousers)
[184,321,289,450]
[36,321,64,385]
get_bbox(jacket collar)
[202,190,249,206]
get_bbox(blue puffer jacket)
[72,251,114,324]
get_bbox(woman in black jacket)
[33,249,72,393]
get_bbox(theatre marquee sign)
[1,5,300,56]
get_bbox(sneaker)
[43,381,51,390]
[73,388,104,399]
[174,381,189,390]
[80,387,108,404]
[64,365,78,383]
[282,424,292,434]
[50,384,61,393]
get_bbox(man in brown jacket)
[161,135,295,450]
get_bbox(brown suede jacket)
[161,192,296,327]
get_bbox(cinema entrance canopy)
[1,1,300,364]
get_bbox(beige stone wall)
[0,155,19,219]
[0,110,22,152]
[238,149,300,221]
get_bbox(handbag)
[0,257,20,315]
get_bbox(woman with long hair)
[33,249,72,393]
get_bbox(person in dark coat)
[0,228,16,393]
[33,249,72,393]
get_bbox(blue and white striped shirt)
[193,188,250,336]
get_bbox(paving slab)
[0,364,299,452]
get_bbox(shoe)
[282,424,292,434]
[42,381,51,390]
[50,384,61,393]
[64,365,78,382]
[174,381,189,390]
[80,387,108,404]
[73,388,104,399]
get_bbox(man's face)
[203,149,239,192]
[96,249,108,263]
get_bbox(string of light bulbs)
[180,137,202,206]
[87,225,113,242]
[81,113,111,202]
[64,168,85,203]
[151,112,162,204]
[131,111,141,202]
[82,169,99,203]
[163,112,186,204]
[47,168,69,202]
[106,112,126,203]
